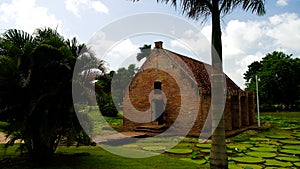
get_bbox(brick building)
[123,41,255,136]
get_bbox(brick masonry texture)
[123,42,256,137]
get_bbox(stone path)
[93,132,147,143]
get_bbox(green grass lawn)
[0,145,207,169]
[1,111,300,168]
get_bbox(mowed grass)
[1,111,299,168]
[0,145,207,169]
[261,111,300,120]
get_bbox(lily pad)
[249,147,277,152]
[294,162,300,167]
[275,156,300,162]
[281,145,300,150]
[265,135,289,139]
[246,152,277,158]
[142,146,166,151]
[279,149,300,155]
[122,144,139,148]
[199,149,211,153]
[179,158,206,164]
[264,159,293,167]
[229,164,260,169]
[236,164,263,169]
[195,143,211,149]
[227,143,253,151]
[291,133,300,138]
[267,141,280,146]
[166,148,193,154]
[278,140,300,145]
[250,137,270,142]
[232,156,265,164]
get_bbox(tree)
[111,64,139,109]
[136,44,151,62]
[95,70,119,117]
[132,0,265,168]
[244,51,300,111]
[94,64,138,116]
[0,28,100,162]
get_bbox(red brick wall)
[123,49,255,136]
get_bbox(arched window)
[154,81,162,94]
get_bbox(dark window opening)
[154,81,162,94]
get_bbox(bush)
[98,95,118,117]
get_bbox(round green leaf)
[236,164,263,169]
[281,145,300,150]
[227,143,253,151]
[246,152,277,158]
[264,159,293,167]
[294,162,300,167]
[142,146,166,151]
[232,156,265,164]
[279,149,300,155]
[275,156,300,162]
[250,137,270,142]
[199,149,211,153]
[195,143,211,149]
[249,147,277,152]
[265,135,289,139]
[166,148,193,154]
[278,140,300,145]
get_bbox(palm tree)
[0,28,99,161]
[136,44,151,62]
[132,0,265,168]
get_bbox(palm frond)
[242,0,266,16]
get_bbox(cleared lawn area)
[261,111,300,120]
[0,145,208,169]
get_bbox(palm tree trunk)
[210,2,228,169]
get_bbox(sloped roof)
[139,43,242,95]
[163,49,241,95]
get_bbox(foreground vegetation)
[0,112,299,168]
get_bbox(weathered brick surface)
[123,43,255,136]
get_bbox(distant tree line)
[244,51,300,111]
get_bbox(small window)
[154,81,162,94]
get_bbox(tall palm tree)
[132,0,265,168]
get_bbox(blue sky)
[1,0,300,88]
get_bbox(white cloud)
[64,0,108,17]
[169,28,211,63]
[88,32,139,71]
[104,39,140,70]
[0,0,62,34]
[276,0,288,6]
[267,13,300,51]
[91,1,108,13]
[221,13,300,88]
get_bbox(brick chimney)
[154,41,163,49]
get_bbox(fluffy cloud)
[88,32,139,71]
[222,13,300,88]
[166,12,300,88]
[0,0,61,34]
[276,0,288,6]
[169,28,212,63]
[65,0,108,17]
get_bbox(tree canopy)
[244,51,300,111]
[0,28,103,161]
[136,44,151,62]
